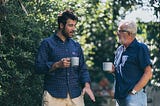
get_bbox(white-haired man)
[112,20,152,106]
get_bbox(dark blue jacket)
[35,32,91,98]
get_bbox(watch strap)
[131,89,137,94]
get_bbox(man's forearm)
[133,65,152,92]
[49,62,60,72]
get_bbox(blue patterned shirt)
[35,32,91,98]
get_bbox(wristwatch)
[131,89,137,95]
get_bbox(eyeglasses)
[117,30,130,34]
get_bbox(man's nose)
[117,32,120,36]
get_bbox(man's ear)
[60,23,64,29]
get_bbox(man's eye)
[68,24,73,27]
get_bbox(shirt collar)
[52,32,70,43]
[126,38,137,49]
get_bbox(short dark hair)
[58,10,78,29]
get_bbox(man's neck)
[57,30,66,42]
[124,38,135,48]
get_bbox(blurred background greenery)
[0,0,159,106]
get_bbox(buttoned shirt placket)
[63,41,71,96]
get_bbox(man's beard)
[118,37,126,45]
[62,28,70,38]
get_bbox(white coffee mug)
[103,62,112,71]
[71,57,79,67]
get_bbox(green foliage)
[0,0,104,105]
[146,22,160,87]
[150,0,160,17]
[136,21,160,87]
[0,0,159,105]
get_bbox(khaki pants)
[42,91,84,106]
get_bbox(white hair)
[119,20,137,37]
